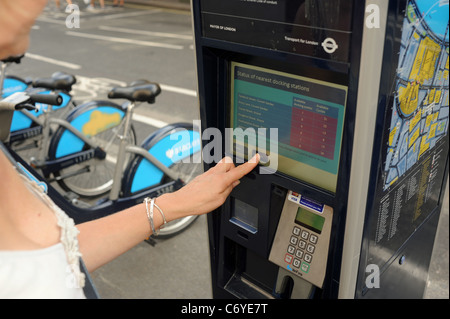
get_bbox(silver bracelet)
[153,200,167,230]
[144,197,156,235]
[143,197,167,236]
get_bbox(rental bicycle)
[1,55,76,147]
[3,82,203,237]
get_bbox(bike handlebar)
[29,93,63,106]
[0,92,63,112]
[0,55,24,64]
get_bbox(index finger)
[224,154,260,183]
[205,156,235,175]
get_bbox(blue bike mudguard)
[4,77,29,132]
[127,126,201,194]
[10,90,71,132]
[10,111,33,132]
[1,76,28,98]
[52,102,126,158]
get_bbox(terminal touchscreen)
[229,62,348,192]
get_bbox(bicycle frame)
[1,88,200,229]
[108,101,179,201]
[1,83,203,247]
[0,62,26,98]
[1,141,184,224]
[30,99,181,201]
[1,59,74,146]
[32,114,107,176]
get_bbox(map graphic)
[384,0,449,190]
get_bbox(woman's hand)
[158,154,260,221]
[77,154,260,271]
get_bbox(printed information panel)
[200,0,353,62]
[230,62,347,192]
[366,0,449,270]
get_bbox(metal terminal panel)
[269,190,333,288]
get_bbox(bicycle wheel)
[122,122,203,237]
[48,100,136,197]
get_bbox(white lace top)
[0,176,86,299]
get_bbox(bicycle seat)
[108,82,161,103]
[32,72,77,92]
[1,55,24,64]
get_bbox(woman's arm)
[76,155,259,272]
[0,0,48,59]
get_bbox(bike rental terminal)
[192,0,449,299]
[0,0,448,301]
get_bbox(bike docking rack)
[1,82,202,238]
[10,72,77,144]
[1,55,202,236]
[1,55,77,148]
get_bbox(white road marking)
[96,9,163,20]
[132,113,168,128]
[66,31,184,50]
[36,16,66,25]
[98,25,193,40]
[36,8,162,24]
[25,53,82,70]
[160,84,197,97]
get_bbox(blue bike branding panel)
[1,77,28,98]
[130,130,201,193]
